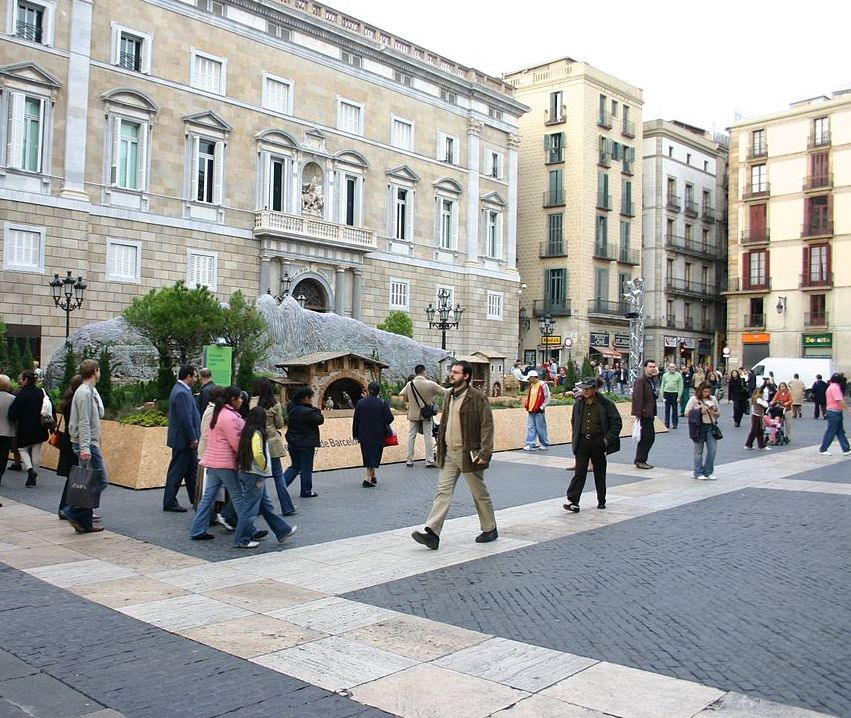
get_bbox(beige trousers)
[425,448,496,536]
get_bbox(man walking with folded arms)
[163,365,200,512]
[412,360,497,550]
[632,359,658,469]
[660,362,683,429]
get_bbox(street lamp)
[268,269,293,303]
[425,288,464,350]
[622,277,645,391]
[49,271,86,338]
[538,313,554,365]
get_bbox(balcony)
[665,277,716,298]
[598,110,613,129]
[622,159,634,176]
[16,21,43,43]
[684,199,699,218]
[803,174,833,191]
[543,189,565,207]
[742,183,770,201]
[618,247,640,265]
[683,317,694,330]
[598,150,611,167]
[545,106,566,126]
[744,313,766,329]
[808,133,831,149]
[539,240,567,258]
[587,299,629,317]
[700,320,712,333]
[666,315,678,329]
[620,200,635,217]
[533,299,572,317]
[801,220,833,239]
[546,147,564,164]
[254,210,377,250]
[666,194,681,212]
[740,229,770,245]
[800,272,833,289]
[727,276,771,292]
[804,312,829,327]
[596,193,612,211]
[622,120,636,138]
[701,206,716,223]
[665,233,718,258]
[593,242,616,260]
[119,51,142,72]
[747,144,768,160]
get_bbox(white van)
[749,357,838,396]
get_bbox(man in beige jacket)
[399,364,444,468]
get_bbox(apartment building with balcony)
[726,91,850,369]
[505,58,642,367]
[0,0,527,362]
[641,120,728,368]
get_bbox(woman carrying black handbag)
[685,381,721,480]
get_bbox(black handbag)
[410,382,437,419]
[67,462,104,509]
[710,422,723,440]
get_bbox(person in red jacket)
[522,370,550,451]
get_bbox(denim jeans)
[64,444,109,528]
[284,445,315,496]
[270,456,295,513]
[693,424,717,477]
[235,473,293,545]
[819,410,850,453]
[190,467,229,538]
[525,412,549,448]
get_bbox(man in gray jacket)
[0,374,14,488]
[66,359,107,533]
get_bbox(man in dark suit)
[163,365,200,512]
[631,359,659,469]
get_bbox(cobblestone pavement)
[1,404,848,718]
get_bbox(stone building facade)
[726,91,850,369]
[504,58,643,368]
[0,0,527,363]
[641,119,728,369]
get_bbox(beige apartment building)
[727,91,851,370]
[505,58,642,368]
[642,119,728,369]
[0,0,527,365]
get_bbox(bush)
[118,409,169,427]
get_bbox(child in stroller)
[764,405,789,445]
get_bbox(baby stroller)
[763,405,789,445]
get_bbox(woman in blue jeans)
[250,378,296,515]
[235,407,297,546]
[283,387,324,498]
[685,381,720,480]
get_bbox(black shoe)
[597,503,606,509]
[635,462,654,470]
[163,505,188,513]
[300,492,319,498]
[362,480,375,488]
[252,530,269,541]
[191,533,215,540]
[25,469,37,487]
[9,463,22,471]
[475,528,499,543]
[411,527,439,550]
[563,503,580,513]
[282,508,299,516]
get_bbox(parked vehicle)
[749,357,839,400]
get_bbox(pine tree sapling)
[581,356,594,380]
[377,310,413,338]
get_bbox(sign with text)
[541,335,562,346]
[802,333,832,347]
[614,333,631,349]
[743,333,770,344]
[203,345,233,386]
[590,332,610,347]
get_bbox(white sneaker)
[705,474,717,480]
[743,446,753,450]
[237,541,259,549]
[843,450,851,456]
[522,445,536,451]
[538,445,548,451]
[217,514,235,531]
[819,450,832,456]
[761,447,772,451]
[278,525,298,544]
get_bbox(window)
[438,133,458,164]
[545,268,566,306]
[486,150,503,179]
[685,183,694,205]
[5,94,46,172]
[393,70,413,86]
[744,250,768,288]
[14,1,53,44]
[686,152,691,165]
[684,302,692,323]
[391,117,413,150]
[267,20,291,41]
[488,107,502,121]
[440,89,457,104]
[611,99,618,118]
[597,171,610,209]
[197,0,224,15]
[666,218,674,240]
[337,98,363,135]
[548,90,564,123]
[813,117,829,146]
[804,195,831,233]
[486,291,503,320]
[437,197,458,249]
[594,267,609,300]
[547,169,564,205]
[3,223,44,272]
[106,239,141,283]
[547,214,563,254]
[186,249,217,290]
[190,50,226,95]
[111,26,152,74]
[666,258,674,279]
[751,129,766,155]
[750,164,767,193]
[667,177,677,199]
[702,189,711,211]
[265,155,289,212]
[809,294,826,322]
[598,93,607,124]
[191,137,224,204]
[337,171,363,226]
[805,244,830,283]
[485,209,502,259]
[340,50,362,68]
[110,117,146,190]
[389,279,409,310]
[391,186,412,240]
[685,224,693,241]
[619,220,630,250]
[666,299,674,318]
[701,265,709,286]
[595,215,607,249]
[262,74,293,115]
[684,262,692,282]
[545,132,563,163]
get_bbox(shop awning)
[593,346,622,358]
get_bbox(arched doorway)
[323,377,364,409]
[293,278,328,312]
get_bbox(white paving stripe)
[5,443,843,718]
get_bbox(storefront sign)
[614,333,631,349]
[541,335,562,346]
[203,345,233,386]
[743,333,770,344]
[590,331,610,347]
[681,337,697,349]
[802,333,832,347]
[664,335,679,348]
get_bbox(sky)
[339,0,851,133]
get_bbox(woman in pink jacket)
[190,386,254,546]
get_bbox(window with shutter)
[391,118,413,150]
[186,250,217,290]
[389,280,408,310]
[3,224,43,271]
[486,291,503,320]
[337,99,363,135]
[106,240,141,282]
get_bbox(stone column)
[352,269,363,321]
[334,266,345,314]
[465,119,483,264]
[260,256,272,295]
[60,0,94,200]
[507,133,521,271]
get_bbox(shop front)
[742,332,770,369]
[802,332,832,359]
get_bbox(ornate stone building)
[0,0,526,362]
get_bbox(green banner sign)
[203,345,233,386]
[802,333,832,348]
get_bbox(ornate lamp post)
[425,288,464,351]
[622,277,645,391]
[537,313,554,366]
[49,271,86,338]
[268,269,293,303]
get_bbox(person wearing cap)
[564,377,622,512]
[817,373,850,456]
[522,370,550,451]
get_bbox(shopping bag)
[383,429,399,447]
[67,463,104,509]
[631,419,641,442]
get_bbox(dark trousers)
[745,414,766,448]
[567,435,607,506]
[0,436,10,482]
[663,392,679,428]
[732,399,748,426]
[814,401,827,419]
[634,417,656,464]
[163,448,198,509]
[284,445,315,496]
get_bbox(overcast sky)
[340,0,851,133]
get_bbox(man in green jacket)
[660,362,684,429]
[412,360,496,550]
